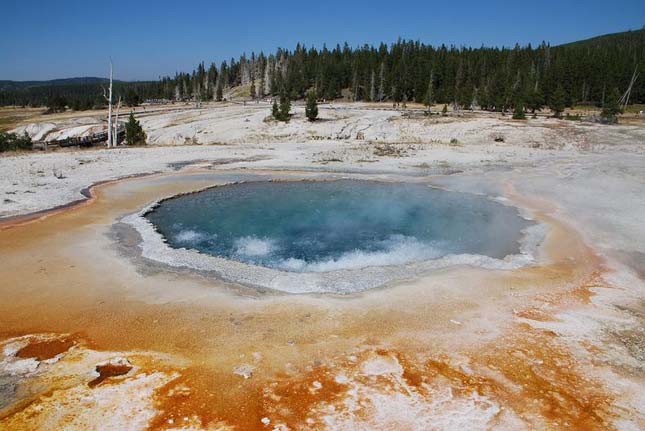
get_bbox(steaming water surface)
[145,181,532,272]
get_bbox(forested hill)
[0,77,111,91]
[163,28,642,109]
[558,28,645,49]
[1,29,643,111]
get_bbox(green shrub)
[0,131,32,152]
[600,88,622,124]
[272,94,291,121]
[125,113,146,146]
[512,102,526,120]
[272,100,279,119]
[305,91,318,121]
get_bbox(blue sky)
[1,0,643,81]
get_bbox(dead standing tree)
[113,96,122,146]
[618,66,639,111]
[102,60,114,148]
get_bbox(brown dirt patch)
[15,337,75,361]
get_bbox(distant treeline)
[1,29,643,111]
[0,78,165,111]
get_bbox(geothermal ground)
[0,102,644,430]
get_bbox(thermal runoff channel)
[145,180,533,272]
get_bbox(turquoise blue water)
[145,180,531,272]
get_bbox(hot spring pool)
[144,180,534,274]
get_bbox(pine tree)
[424,75,434,114]
[47,95,67,113]
[527,86,544,114]
[600,87,622,123]
[124,89,140,107]
[458,81,474,110]
[278,93,291,121]
[478,84,490,111]
[250,79,256,100]
[125,112,146,146]
[272,100,279,119]
[512,100,526,119]
[305,91,318,121]
[549,85,566,118]
[215,81,223,102]
[205,86,214,101]
[377,62,386,102]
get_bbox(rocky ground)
[3,102,644,218]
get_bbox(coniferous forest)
[1,29,643,111]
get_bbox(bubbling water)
[145,180,533,273]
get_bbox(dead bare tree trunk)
[113,96,122,147]
[619,66,639,110]
[102,60,114,148]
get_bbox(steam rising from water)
[233,236,278,257]
[276,235,443,272]
[146,181,532,273]
[174,229,206,244]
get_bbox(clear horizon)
[2,0,644,81]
